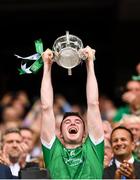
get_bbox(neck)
[115,154,132,163]
[64,142,82,149]
[9,156,19,164]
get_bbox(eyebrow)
[63,118,83,122]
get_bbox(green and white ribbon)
[132,75,140,81]
[15,39,44,75]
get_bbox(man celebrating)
[103,126,140,179]
[40,46,104,179]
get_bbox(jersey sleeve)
[87,136,104,164]
[41,137,60,167]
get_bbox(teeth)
[116,146,125,150]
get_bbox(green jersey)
[42,136,104,179]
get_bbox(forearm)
[85,47,103,140]
[40,50,55,142]
[86,60,98,105]
[41,63,53,110]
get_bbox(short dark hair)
[60,112,85,131]
[20,127,34,134]
[1,128,21,142]
[110,126,134,143]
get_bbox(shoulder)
[0,163,13,178]
[0,163,10,170]
[104,160,116,173]
[134,159,140,167]
[103,163,116,179]
[85,136,104,160]
[134,160,140,178]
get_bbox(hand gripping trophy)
[15,31,94,75]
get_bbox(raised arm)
[40,49,55,143]
[84,46,104,141]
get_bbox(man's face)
[111,129,135,159]
[21,130,34,153]
[126,81,140,95]
[61,115,85,145]
[3,132,22,160]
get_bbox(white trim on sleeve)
[41,136,56,149]
[89,134,104,145]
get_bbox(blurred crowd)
[0,62,140,178]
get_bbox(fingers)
[2,144,9,159]
[18,142,29,154]
[119,162,135,178]
[1,146,10,165]
[82,46,96,61]
[42,46,95,63]
[42,49,54,64]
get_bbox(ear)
[60,132,64,139]
[82,132,87,143]
[82,130,87,139]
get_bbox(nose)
[12,141,19,147]
[70,122,76,126]
[115,139,122,146]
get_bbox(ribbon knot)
[15,39,44,75]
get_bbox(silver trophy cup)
[52,31,86,75]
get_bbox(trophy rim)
[52,34,84,52]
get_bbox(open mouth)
[68,127,78,134]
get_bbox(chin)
[69,137,83,144]
[69,137,79,142]
[69,134,81,140]
[115,151,127,156]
